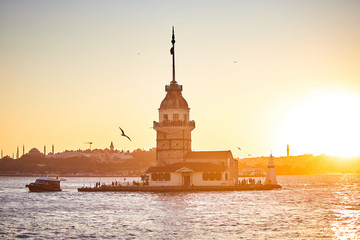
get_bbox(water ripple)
[0,175,359,239]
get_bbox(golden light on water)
[330,175,360,239]
[278,90,360,158]
[331,209,359,240]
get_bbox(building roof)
[159,82,189,110]
[146,162,227,173]
[185,151,233,160]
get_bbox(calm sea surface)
[0,175,359,239]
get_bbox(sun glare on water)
[278,90,360,158]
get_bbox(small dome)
[160,82,189,110]
[28,148,42,155]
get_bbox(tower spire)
[170,26,176,84]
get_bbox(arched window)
[153,172,171,181]
[203,172,209,181]
[152,173,158,181]
[209,172,215,181]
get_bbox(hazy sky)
[1,0,360,158]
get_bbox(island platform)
[77,184,281,193]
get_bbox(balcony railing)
[165,84,182,91]
[153,120,195,128]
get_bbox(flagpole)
[171,26,176,84]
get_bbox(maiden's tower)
[147,28,238,187]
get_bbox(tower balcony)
[165,84,182,92]
[153,120,195,130]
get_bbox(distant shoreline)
[1,172,359,177]
[0,173,141,178]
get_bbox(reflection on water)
[0,174,359,239]
[329,175,360,239]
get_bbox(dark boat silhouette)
[26,177,65,192]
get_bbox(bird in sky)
[238,147,241,150]
[119,127,131,141]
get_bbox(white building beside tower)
[146,28,238,187]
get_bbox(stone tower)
[153,27,195,166]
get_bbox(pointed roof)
[159,85,189,110]
[159,27,189,110]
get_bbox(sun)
[278,90,360,158]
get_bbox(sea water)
[0,174,359,239]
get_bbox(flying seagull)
[238,147,241,150]
[119,127,132,141]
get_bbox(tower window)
[163,114,168,121]
[173,114,179,121]
[183,114,187,121]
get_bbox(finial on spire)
[170,26,176,84]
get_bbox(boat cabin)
[35,177,61,188]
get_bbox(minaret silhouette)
[44,145,46,156]
[287,144,289,157]
[52,144,54,154]
[1,149,3,158]
[16,146,19,159]
[23,145,25,156]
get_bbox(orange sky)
[1,1,360,158]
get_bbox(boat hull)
[26,183,62,192]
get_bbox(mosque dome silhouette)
[159,82,189,110]
[28,148,42,155]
